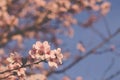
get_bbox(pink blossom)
[29,41,63,68]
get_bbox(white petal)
[48,61,58,68]
[45,54,50,59]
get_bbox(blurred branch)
[91,26,106,39]
[95,45,120,55]
[0,0,85,48]
[0,74,13,80]
[2,0,29,33]
[101,58,115,80]
[0,11,50,48]
[105,70,120,80]
[103,16,111,36]
[47,28,120,76]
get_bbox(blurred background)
[0,0,120,80]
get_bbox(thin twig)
[101,58,115,80]
[105,70,120,80]
[103,16,111,36]
[0,60,44,74]
[91,26,106,39]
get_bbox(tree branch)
[47,28,120,76]
[105,70,120,80]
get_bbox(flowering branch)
[0,59,44,74]
[0,41,63,80]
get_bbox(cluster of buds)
[29,41,63,68]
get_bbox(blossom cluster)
[5,41,63,80]
[29,41,63,68]
[7,52,26,79]
[82,0,111,15]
